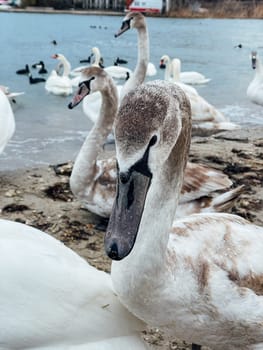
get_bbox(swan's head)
[0,85,9,94]
[90,47,104,67]
[160,55,170,68]
[250,51,258,70]
[68,66,113,109]
[115,11,146,37]
[52,53,65,61]
[105,80,191,260]
[91,47,100,55]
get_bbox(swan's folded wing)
[180,162,232,203]
[170,213,263,297]
[0,219,145,348]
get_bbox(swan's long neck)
[163,56,174,81]
[255,57,263,79]
[60,57,71,77]
[171,59,181,82]
[70,84,118,198]
[120,25,149,99]
[92,48,101,67]
[112,111,191,301]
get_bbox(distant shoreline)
[1,6,263,19]
[0,7,124,16]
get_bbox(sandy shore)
[0,126,262,349]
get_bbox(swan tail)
[210,185,245,212]
[216,121,240,130]
[187,78,211,85]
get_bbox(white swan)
[247,50,263,106]
[160,54,239,133]
[105,80,263,350]
[160,55,210,85]
[68,67,243,219]
[0,88,15,154]
[45,54,73,96]
[0,218,148,349]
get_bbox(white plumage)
[160,54,210,85]
[160,54,239,132]
[45,54,73,96]
[247,50,263,106]
[0,218,147,349]
[0,88,15,154]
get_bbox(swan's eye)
[78,76,95,89]
[149,135,157,147]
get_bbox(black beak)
[115,19,131,38]
[105,169,151,260]
[68,78,94,109]
[159,59,166,69]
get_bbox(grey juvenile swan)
[105,80,263,350]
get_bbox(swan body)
[105,80,263,350]
[180,70,210,85]
[45,54,73,96]
[247,51,263,106]
[0,89,15,154]
[161,55,239,132]
[160,55,210,85]
[105,65,133,80]
[146,62,157,77]
[0,218,147,349]
[69,67,242,219]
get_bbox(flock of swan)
[1,11,263,350]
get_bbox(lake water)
[0,12,262,170]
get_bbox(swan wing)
[181,162,232,203]
[180,71,211,85]
[0,219,146,349]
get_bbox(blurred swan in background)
[45,54,73,96]
[160,54,239,134]
[247,50,263,106]
[160,54,210,84]
[0,88,15,154]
